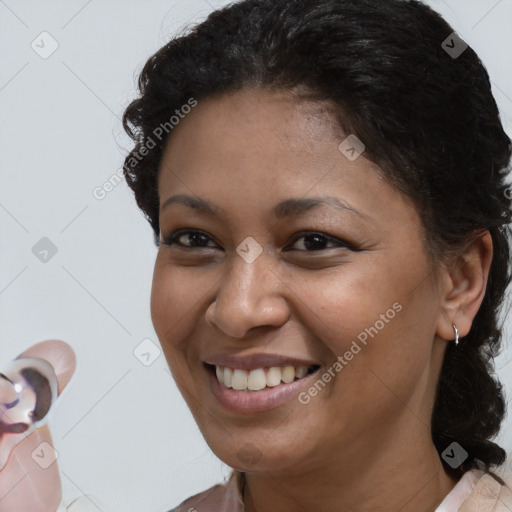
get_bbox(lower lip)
[206,365,321,414]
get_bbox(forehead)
[156,87,417,231]
[158,88,361,189]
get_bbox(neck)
[243,426,458,512]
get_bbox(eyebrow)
[160,194,368,220]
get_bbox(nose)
[205,247,290,339]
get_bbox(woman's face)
[151,88,449,475]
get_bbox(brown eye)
[285,231,354,252]
[162,229,219,249]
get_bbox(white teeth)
[247,368,266,391]
[281,366,295,384]
[295,366,308,379]
[214,364,315,391]
[266,367,282,387]
[231,369,248,390]
[223,367,233,388]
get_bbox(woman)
[120,0,512,510]
[1,0,510,511]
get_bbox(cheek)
[289,254,436,396]
[150,261,202,398]
[150,257,200,355]
[285,260,403,354]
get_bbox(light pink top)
[55,468,512,511]
[165,468,512,512]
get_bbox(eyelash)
[161,229,356,252]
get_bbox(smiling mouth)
[205,363,320,392]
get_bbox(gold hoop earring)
[453,324,459,346]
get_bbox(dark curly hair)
[122,0,512,483]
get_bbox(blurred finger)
[0,425,61,512]
[0,340,76,512]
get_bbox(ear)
[436,231,493,342]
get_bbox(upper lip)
[204,353,321,371]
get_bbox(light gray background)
[1,1,511,510]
